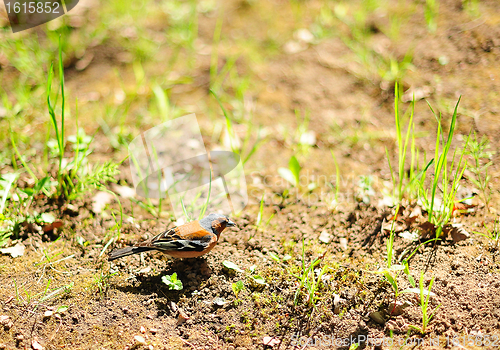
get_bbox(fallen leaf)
[222,260,243,273]
[418,222,437,239]
[134,335,146,345]
[177,309,189,325]
[319,230,332,244]
[399,231,419,241]
[299,130,317,146]
[75,52,94,71]
[0,243,25,258]
[402,86,431,102]
[263,337,281,346]
[91,191,114,213]
[295,28,314,43]
[453,202,477,215]
[381,219,405,233]
[406,206,422,225]
[444,224,470,243]
[387,300,412,316]
[39,213,56,223]
[333,293,341,314]
[32,339,43,350]
[112,184,136,198]
[42,220,63,232]
[213,297,227,306]
[369,311,386,325]
[339,237,348,250]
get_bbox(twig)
[179,337,198,349]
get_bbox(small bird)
[108,213,236,261]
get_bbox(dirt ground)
[1,0,500,349]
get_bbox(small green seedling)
[223,260,244,273]
[409,272,440,334]
[56,305,69,314]
[369,262,435,316]
[251,275,266,285]
[424,0,439,33]
[278,155,301,187]
[466,132,494,212]
[270,242,327,308]
[232,280,245,298]
[162,273,183,291]
[349,343,360,350]
[474,218,500,249]
[418,97,467,238]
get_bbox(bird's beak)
[227,220,236,227]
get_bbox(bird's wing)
[143,221,215,252]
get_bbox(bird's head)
[200,213,236,235]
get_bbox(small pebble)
[134,335,146,345]
[177,310,189,325]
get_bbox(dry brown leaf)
[42,220,63,232]
[444,224,470,243]
[418,221,437,239]
[177,309,189,325]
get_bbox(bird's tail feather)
[108,246,155,261]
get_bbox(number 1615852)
[5,2,61,14]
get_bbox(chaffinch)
[108,213,236,261]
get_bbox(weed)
[278,155,302,188]
[14,279,73,311]
[294,109,315,155]
[409,272,440,334]
[162,273,183,291]
[465,132,494,212]
[349,343,360,350]
[248,194,274,240]
[232,280,245,298]
[386,83,433,206]
[210,89,267,166]
[355,175,375,204]
[417,98,468,238]
[388,83,415,205]
[46,37,67,184]
[93,270,118,297]
[474,218,500,249]
[424,0,439,33]
[370,223,435,316]
[272,239,328,308]
[463,0,480,17]
[329,150,341,208]
[223,260,244,273]
[331,4,413,84]
[0,173,19,245]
